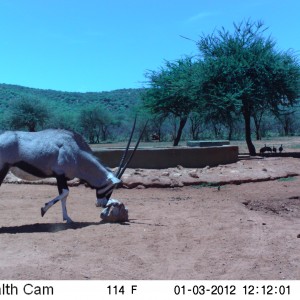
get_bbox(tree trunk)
[255,128,261,140]
[243,108,256,156]
[189,114,201,140]
[225,117,234,140]
[101,126,108,141]
[173,117,187,146]
[283,117,290,136]
[28,122,36,132]
[227,123,233,140]
[253,116,261,140]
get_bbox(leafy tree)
[79,105,114,143]
[45,111,79,131]
[273,107,297,136]
[8,97,50,131]
[188,111,204,140]
[252,102,268,140]
[197,20,300,155]
[150,113,167,141]
[143,57,202,146]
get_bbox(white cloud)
[187,11,221,23]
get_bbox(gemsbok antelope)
[0,119,145,223]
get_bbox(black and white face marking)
[95,174,121,207]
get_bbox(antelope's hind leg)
[0,164,10,185]
[57,175,73,223]
[41,175,73,223]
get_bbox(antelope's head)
[95,117,147,207]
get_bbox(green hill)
[0,83,144,114]
[0,83,146,140]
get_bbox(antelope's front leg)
[60,193,73,223]
[56,175,73,223]
[41,189,70,220]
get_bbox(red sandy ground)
[0,157,300,280]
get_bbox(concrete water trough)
[93,145,239,169]
[187,140,230,147]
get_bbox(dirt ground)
[1,157,300,280]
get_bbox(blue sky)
[0,0,299,92]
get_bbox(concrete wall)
[187,140,230,147]
[93,146,239,169]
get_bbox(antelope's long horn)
[105,119,147,200]
[115,115,137,178]
[116,120,148,179]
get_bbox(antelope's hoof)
[41,207,46,217]
[96,198,108,208]
[64,217,74,224]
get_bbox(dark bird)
[265,145,272,153]
[260,144,267,154]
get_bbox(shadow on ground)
[0,222,103,234]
